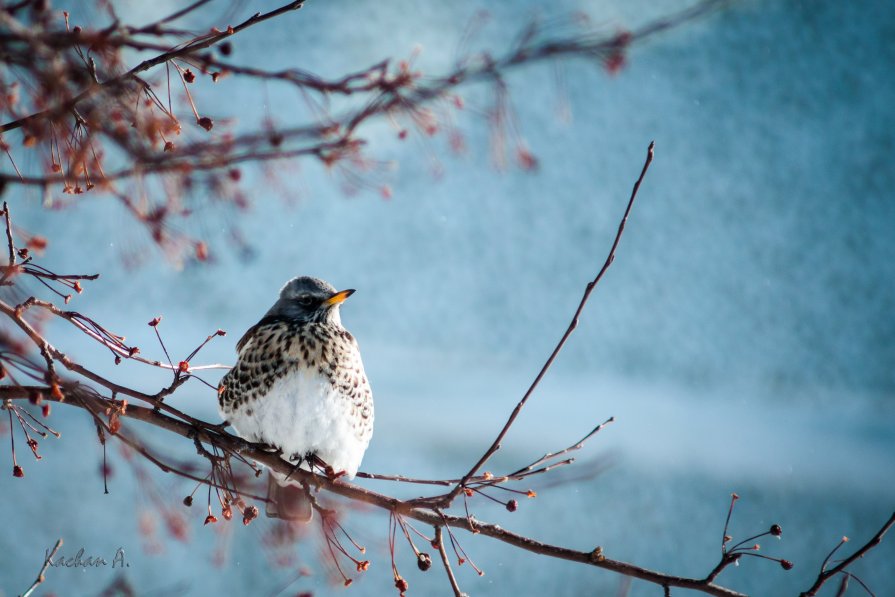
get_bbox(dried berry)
[780,559,793,571]
[417,552,431,571]
[13,465,24,478]
[148,316,162,327]
[242,505,259,526]
[195,242,208,261]
[506,499,518,512]
[204,514,218,525]
[27,235,48,251]
[770,524,782,537]
[197,117,214,131]
[183,495,193,507]
[394,576,408,593]
[183,69,196,83]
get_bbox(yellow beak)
[323,289,355,306]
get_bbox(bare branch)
[800,512,895,597]
[435,526,464,597]
[445,141,654,505]
[20,537,62,597]
[1,385,745,597]
[0,1,307,134]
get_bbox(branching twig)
[800,512,895,597]
[444,141,654,506]
[1,385,746,597]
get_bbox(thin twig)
[435,526,464,597]
[445,141,654,505]
[2,201,14,267]
[800,512,895,597]
[0,1,308,134]
[21,538,62,597]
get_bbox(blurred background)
[2,0,894,595]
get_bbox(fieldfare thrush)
[218,276,374,521]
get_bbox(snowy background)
[2,0,894,596]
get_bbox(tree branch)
[1,383,744,597]
[444,141,654,505]
[800,512,895,597]
[20,537,62,597]
[0,1,306,134]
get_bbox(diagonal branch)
[21,538,62,597]
[1,377,744,597]
[444,141,654,505]
[799,512,895,597]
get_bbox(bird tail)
[265,471,313,522]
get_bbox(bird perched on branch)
[218,276,374,521]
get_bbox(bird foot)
[326,468,346,481]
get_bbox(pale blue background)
[1,1,893,596]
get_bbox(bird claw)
[327,468,346,481]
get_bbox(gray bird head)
[265,276,355,325]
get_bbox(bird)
[217,276,374,522]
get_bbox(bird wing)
[219,318,292,411]
[219,319,373,442]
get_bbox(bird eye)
[297,295,315,307]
